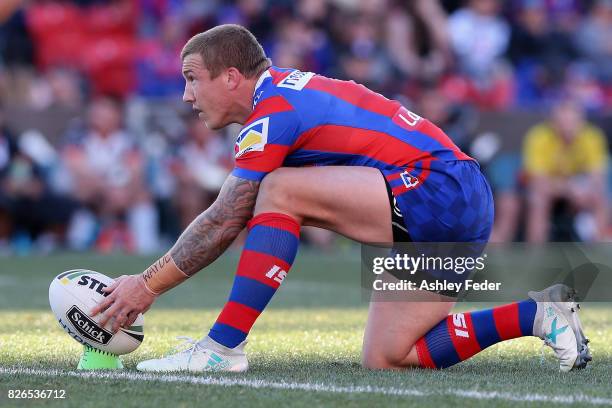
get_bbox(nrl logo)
[66,305,113,345]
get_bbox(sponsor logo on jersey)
[235,117,269,158]
[67,305,113,345]
[277,70,315,91]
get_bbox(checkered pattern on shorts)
[385,160,494,243]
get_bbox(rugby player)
[91,24,591,372]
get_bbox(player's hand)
[90,275,157,333]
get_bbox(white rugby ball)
[49,269,144,355]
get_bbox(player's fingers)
[124,311,139,328]
[102,275,126,293]
[112,308,129,333]
[90,293,114,317]
[98,301,122,329]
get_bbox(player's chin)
[203,117,226,130]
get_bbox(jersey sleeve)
[232,97,299,181]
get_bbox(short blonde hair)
[181,24,270,79]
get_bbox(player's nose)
[182,84,194,103]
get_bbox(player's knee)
[256,169,296,213]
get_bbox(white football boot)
[529,284,591,372]
[136,336,248,373]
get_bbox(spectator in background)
[574,0,612,84]
[448,0,509,77]
[137,14,187,98]
[523,98,608,242]
[4,68,85,151]
[0,0,34,68]
[563,63,606,114]
[385,0,451,83]
[267,16,335,75]
[173,116,232,229]
[62,96,158,253]
[295,0,329,27]
[0,103,77,253]
[216,0,272,41]
[446,0,513,109]
[335,12,393,93]
[507,0,577,106]
[0,110,18,250]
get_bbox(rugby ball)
[49,269,144,355]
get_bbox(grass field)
[1,250,611,407]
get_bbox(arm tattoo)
[170,175,259,276]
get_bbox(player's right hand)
[90,274,157,332]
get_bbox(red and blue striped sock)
[416,300,537,368]
[208,212,300,348]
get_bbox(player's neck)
[233,77,259,125]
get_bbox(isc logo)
[77,275,109,297]
[265,265,287,284]
[452,313,469,338]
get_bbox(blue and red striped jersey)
[232,66,473,191]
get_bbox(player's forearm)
[170,194,253,275]
[140,175,260,294]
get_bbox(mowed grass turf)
[1,251,611,407]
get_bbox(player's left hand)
[90,275,157,333]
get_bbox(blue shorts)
[382,160,494,243]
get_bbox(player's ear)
[226,67,242,91]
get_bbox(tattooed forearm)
[170,175,260,276]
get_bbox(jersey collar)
[252,69,272,109]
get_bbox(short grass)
[0,251,611,407]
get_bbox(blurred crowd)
[0,0,612,254]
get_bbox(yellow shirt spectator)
[523,123,608,177]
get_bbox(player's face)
[182,54,233,130]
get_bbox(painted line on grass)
[2,366,611,406]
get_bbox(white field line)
[1,366,611,406]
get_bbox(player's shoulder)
[250,67,306,115]
[235,68,309,158]
[245,66,319,130]
[270,67,317,92]
[254,66,321,104]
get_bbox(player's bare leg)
[254,166,393,242]
[254,166,455,369]
[362,287,453,368]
